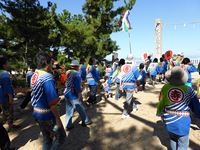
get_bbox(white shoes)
[132,107,138,112]
[121,114,130,119]
[121,106,138,119]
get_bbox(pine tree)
[0,0,57,65]
[82,0,136,60]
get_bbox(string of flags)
[164,21,200,30]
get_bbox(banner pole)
[128,32,132,54]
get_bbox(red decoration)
[31,72,39,86]
[143,53,148,60]
[168,88,184,103]
[123,65,131,73]
[164,50,173,60]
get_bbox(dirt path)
[7,73,200,150]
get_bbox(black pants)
[0,123,11,150]
[20,91,31,109]
[87,85,97,104]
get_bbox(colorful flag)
[120,10,131,32]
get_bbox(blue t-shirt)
[112,63,118,73]
[103,80,110,92]
[149,63,161,77]
[185,65,197,83]
[80,64,86,81]
[64,70,81,100]
[121,64,142,89]
[95,67,100,81]
[140,70,146,82]
[160,61,168,74]
[157,85,200,136]
[0,70,14,104]
[86,65,99,85]
[31,69,59,121]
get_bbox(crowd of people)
[0,51,200,150]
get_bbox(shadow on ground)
[8,84,200,150]
[11,125,40,148]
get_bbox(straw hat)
[165,66,188,86]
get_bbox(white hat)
[127,53,134,60]
[177,52,184,57]
[126,53,134,64]
[70,60,80,66]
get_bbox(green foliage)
[10,60,27,70]
[0,0,136,70]
[0,0,58,68]
[58,11,97,61]
[82,0,136,60]
[57,52,67,65]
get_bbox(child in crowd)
[86,58,99,105]
[139,63,146,90]
[145,55,152,75]
[103,76,112,98]
[159,56,168,83]
[181,57,197,87]
[148,58,160,87]
[105,64,113,77]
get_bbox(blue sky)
[40,0,200,59]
